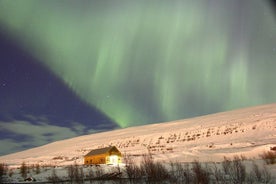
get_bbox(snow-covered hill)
[0,103,275,166]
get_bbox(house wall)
[84,153,107,165]
[84,152,122,165]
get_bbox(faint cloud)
[0,139,21,155]
[23,114,50,124]
[0,120,82,155]
[71,122,85,134]
[87,129,98,134]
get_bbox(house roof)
[84,146,119,157]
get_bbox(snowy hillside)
[0,103,275,166]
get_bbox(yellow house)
[84,146,122,165]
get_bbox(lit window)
[109,155,119,164]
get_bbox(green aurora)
[0,0,275,127]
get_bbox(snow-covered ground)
[2,159,276,183]
[0,103,275,182]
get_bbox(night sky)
[0,0,275,155]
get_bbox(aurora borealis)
[0,0,275,154]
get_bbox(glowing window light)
[109,155,119,165]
